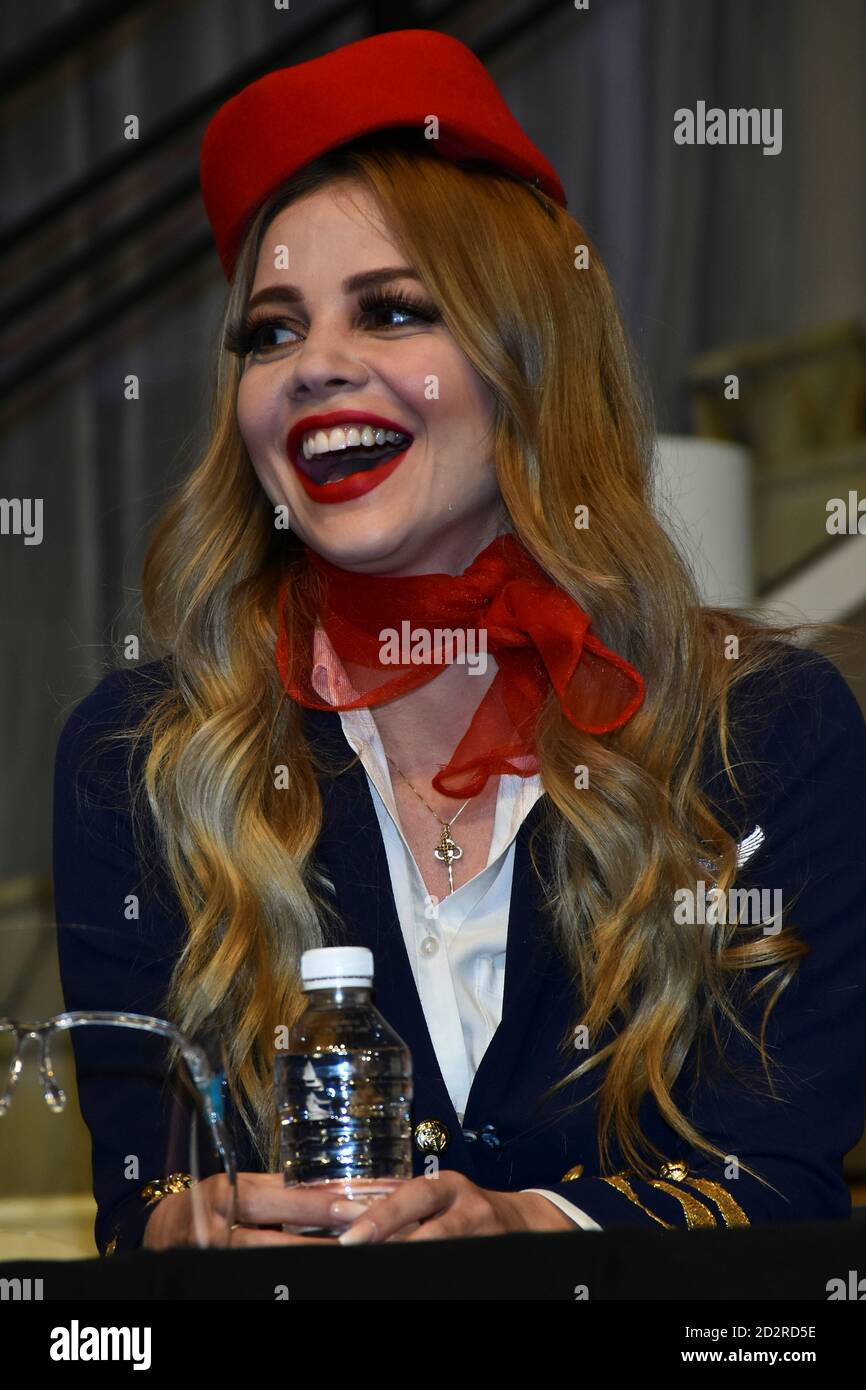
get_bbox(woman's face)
[235,179,504,576]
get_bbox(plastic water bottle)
[274,946,413,1234]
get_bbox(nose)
[284,315,369,401]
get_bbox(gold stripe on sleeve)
[683,1177,750,1227]
[598,1175,674,1228]
[649,1179,716,1228]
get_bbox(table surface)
[1,1216,864,1300]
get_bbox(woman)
[53,30,866,1255]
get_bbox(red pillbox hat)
[199,27,566,281]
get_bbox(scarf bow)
[276,534,644,797]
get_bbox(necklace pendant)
[434,824,463,897]
[433,823,463,868]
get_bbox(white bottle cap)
[301,946,374,990]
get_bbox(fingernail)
[330,1199,370,1222]
[338,1218,375,1246]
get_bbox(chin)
[296,516,431,574]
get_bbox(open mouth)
[292,429,413,487]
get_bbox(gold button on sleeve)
[561,1163,585,1181]
[658,1160,689,1183]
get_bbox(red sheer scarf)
[275,534,645,798]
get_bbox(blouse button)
[420,935,439,957]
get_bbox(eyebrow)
[245,265,423,311]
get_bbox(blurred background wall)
[1,0,865,1254]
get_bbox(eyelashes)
[223,288,442,358]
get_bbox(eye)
[357,289,441,330]
[223,314,298,357]
[247,320,297,352]
[223,288,441,359]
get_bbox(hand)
[142,1172,376,1249]
[332,1171,576,1243]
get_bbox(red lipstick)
[286,410,413,505]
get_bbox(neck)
[370,655,499,788]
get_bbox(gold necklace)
[385,754,473,895]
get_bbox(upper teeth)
[300,425,408,459]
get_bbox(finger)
[232,1175,407,1227]
[327,1186,402,1224]
[327,1207,420,1240]
[231,1174,356,1226]
[337,1175,451,1245]
[384,1221,421,1242]
[406,1215,471,1241]
[227,1225,339,1247]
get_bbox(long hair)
[91,132,825,1176]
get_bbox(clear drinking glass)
[0,918,238,1258]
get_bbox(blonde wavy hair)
[93,132,828,1180]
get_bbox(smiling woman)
[228,172,502,573]
[53,29,866,1259]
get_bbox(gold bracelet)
[99,1173,196,1257]
[140,1172,196,1207]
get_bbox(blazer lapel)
[461,793,555,1126]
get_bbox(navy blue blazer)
[52,647,866,1254]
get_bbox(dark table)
[3,1218,865,1300]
